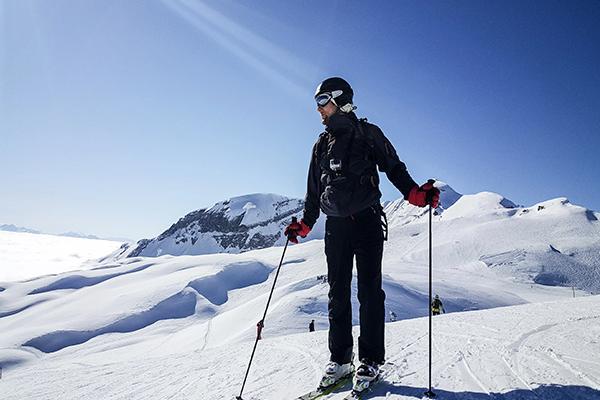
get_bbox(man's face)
[317,101,338,125]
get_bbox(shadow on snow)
[23,290,198,353]
[377,383,600,399]
[28,263,156,295]
[22,261,273,353]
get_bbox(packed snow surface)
[2,294,599,399]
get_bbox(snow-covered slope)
[2,292,599,399]
[125,193,325,257]
[0,231,123,282]
[0,188,599,399]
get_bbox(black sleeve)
[369,124,418,199]
[302,137,323,228]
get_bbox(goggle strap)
[339,103,356,113]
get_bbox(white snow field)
[0,190,599,399]
[0,231,124,282]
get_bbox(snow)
[140,231,227,257]
[0,231,124,282]
[440,191,516,221]
[0,190,599,399]
[210,193,295,225]
[2,294,599,399]
[133,193,308,257]
[383,181,462,229]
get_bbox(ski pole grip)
[285,217,298,241]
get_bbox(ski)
[341,361,395,400]
[295,374,353,400]
[342,374,383,400]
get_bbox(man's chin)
[321,115,328,125]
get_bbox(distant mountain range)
[114,181,600,276]
[0,224,41,234]
[0,224,128,242]
[115,182,464,259]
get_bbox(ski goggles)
[315,90,343,107]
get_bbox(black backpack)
[315,118,378,188]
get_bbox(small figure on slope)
[431,294,445,316]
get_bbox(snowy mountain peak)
[522,197,599,222]
[208,193,297,227]
[441,191,516,220]
[383,181,463,228]
[435,180,463,210]
[127,194,304,257]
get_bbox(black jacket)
[302,112,417,228]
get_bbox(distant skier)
[285,77,439,393]
[431,295,445,316]
[309,320,315,332]
[256,320,264,340]
[389,311,397,322]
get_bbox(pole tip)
[424,390,437,398]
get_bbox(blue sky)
[1,0,599,240]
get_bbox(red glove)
[284,218,311,244]
[408,180,440,208]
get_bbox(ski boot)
[352,358,380,393]
[318,360,355,389]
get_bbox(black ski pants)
[325,206,385,365]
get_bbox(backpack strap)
[313,131,329,161]
[357,118,376,153]
[358,119,389,241]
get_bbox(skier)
[285,77,439,393]
[309,320,315,332]
[431,294,445,316]
[389,311,397,322]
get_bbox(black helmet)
[315,77,355,112]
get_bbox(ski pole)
[424,201,436,399]
[236,224,293,400]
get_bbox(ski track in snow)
[501,356,538,397]
[457,350,493,397]
[546,349,600,388]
